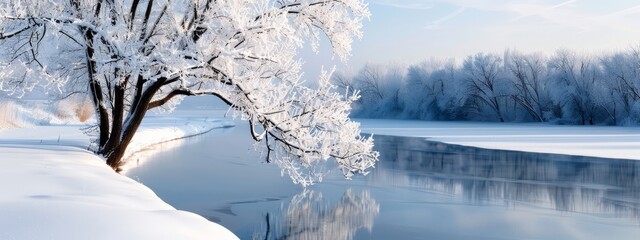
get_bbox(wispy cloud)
[505,1,640,34]
[510,0,578,22]
[601,4,640,18]
[373,0,511,12]
[425,8,466,30]
[595,4,640,33]
[437,0,514,12]
[372,0,434,10]
[373,0,640,35]
[551,0,578,9]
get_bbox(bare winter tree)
[403,59,449,119]
[600,47,640,124]
[463,53,507,122]
[505,51,549,122]
[337,48,640,125]
[351,63,405,117]
[548,50,599,125]
[331,70,359,100]
[0,0,378,185]
[354,64,386,105]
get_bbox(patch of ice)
[358,119,640,160]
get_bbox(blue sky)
[301,0,640,77]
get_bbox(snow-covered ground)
[0,110,238,239]
[358,119,640,161]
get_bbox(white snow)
[0,112,238,240]
[358,119,640,161]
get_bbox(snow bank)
[0,115,238,239]
[358,119,640,161]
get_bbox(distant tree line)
[334,47,640,125]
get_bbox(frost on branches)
[0,0,378,186]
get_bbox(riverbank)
[358,119,640,161]
[0,113,238,239]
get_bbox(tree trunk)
[99,82,125,155]
[105,119,141,172]
[83,28,111,147]
[104,77,169,171]
[104,96,147,171]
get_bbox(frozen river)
[127,122,640,239]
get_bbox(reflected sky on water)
[127,124,640,240]
[372,135,640,219]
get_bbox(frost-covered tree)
[463,53,508,122]
[340,48,640,125]
[353,64,386,107]
[331,70,359,99]
[403,59,459,120]
[434,61,468,120]
[351,63,405,117]
[548,50,600,125]
[600,47,640,125]
[505,51,549,122]
[0,0,378,185]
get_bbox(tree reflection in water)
[371,135,640,221]
[255,189,379,240]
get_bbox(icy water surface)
[127,123,640,240]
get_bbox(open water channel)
[127,122,640,239]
